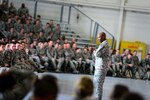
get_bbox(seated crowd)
[0,1,150,80]
[0,2,94,74]
[109,49,150,80]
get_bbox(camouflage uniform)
[33,24,43,37]
[11,50,19,66]
[9,31,18,41]
[14,22,23,33]
[0,20,5,31]
[3,71,37,100]
[75,50,84,72]
[132,55,139,67]
[38,47,49,68]
[0,51,4,67]
[29,47,43,69]
[132,55,144,78]
[9,6,17,15]
[17,49,29,61]
[64,48,78,73]
[123,56,135,78]
[52,29,60,41]
[93,40,110,100]
[3,49,18,67]
[50,24,55,32]
[3,49,13,67]
[44,27,51,38]
[37,36,46,43]
[141,57,150,79]
[18,7,29,17]
[9,48,38,72]
[55,48,65,71]
[24,23,33,33]
[5,22,14,31]
[112,54,125,76]
[46,46,57,69]
[0,9,8,22]
[83,50,94,74]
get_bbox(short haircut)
[75,76,94,98]
[37,15,41,18]
[0,71,16,92]
[133,50,137,53]
[121,92,144,100]
[101,32,106,37]
[110,84,129,100]
[33,75,58,98]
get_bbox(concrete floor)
[37,72,150,100]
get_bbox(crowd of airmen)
[0,40,95,74]
[0,1,150,79]
[0,1,95,74]
[109,49,150,79]
[1,39,150,80]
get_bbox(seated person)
[110,84,129,100]
[0,70,37,100]
[123,54,135,78]
[121,92,144,100]
[75,48,85,73]
[82,48,94,74]
[18,3,29,17]
[33,20,43,37]
[112,50,124,77]
[141,53,150,80]
[132,50,144,79]
[46,40,57,70]
[37,42,49,68]
[55,44,65,72]
[64,43,78,73]
[33,75,59,100]
[73,76,95,100]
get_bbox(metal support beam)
[89,20,93,38]
[73,6,93,21]
[116,0,125,49]
[93,23,98,44]
[68,6,71,24]
[94,24,99,44]
[111,37,115,49]
[60,5,64,23]
[92,22,96,43]
[34,1,38,19]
